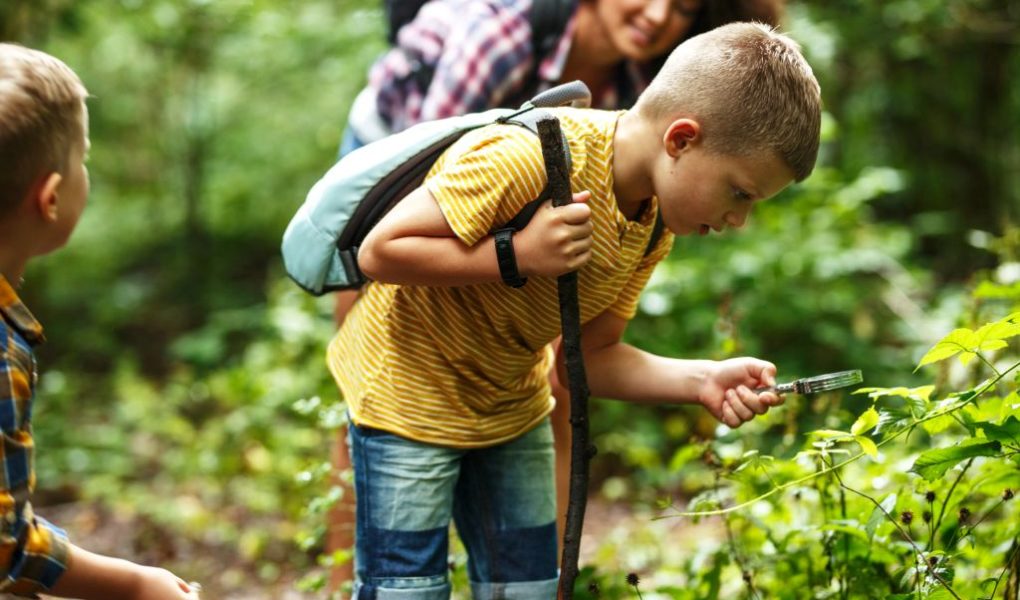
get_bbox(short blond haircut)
[0,43,88,215]
[635,22,821,181]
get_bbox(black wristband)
[494,228,527,288]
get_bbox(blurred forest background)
[2,0,1018,598]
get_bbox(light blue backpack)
[281,81,591,296]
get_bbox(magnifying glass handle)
[754,382,797,395]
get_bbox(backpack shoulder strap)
[645,208,664,257]
[498,106,572,232]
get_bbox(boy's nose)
[725,210,749,230]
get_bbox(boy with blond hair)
[0,43,199,599]
[330,22,820,599]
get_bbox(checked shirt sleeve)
[421,1,534,120]
[372,0,535,131]
[0,320,69,596]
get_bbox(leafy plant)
[648,280,1020,599]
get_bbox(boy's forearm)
[359,234,504,287]
[48,544,141,599]
[578,342,711,405]
[572,338,782,428]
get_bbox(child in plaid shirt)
[0,43,200,599]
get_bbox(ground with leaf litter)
[36,498,721,599]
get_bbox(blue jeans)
[348,419,559,600]
[338,123,367,161]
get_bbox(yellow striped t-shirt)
[328,107,674,447]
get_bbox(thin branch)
[838,484,850,600]
[973,352,1002,378]
[827,465,963,600]
[930,458,975,551]
[990,537,1020,599]
[949,412,969,429]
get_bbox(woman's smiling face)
[594,0,702,63]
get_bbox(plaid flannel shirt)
[369,0,651,133]
[0,275,69,597]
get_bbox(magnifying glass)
[755,369,863,395]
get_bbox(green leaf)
[855,435,878,458]
[820,521,870,541]
[910,440,1002,481]
[851,407,880,435]
[856,385,935,402]
[875,407,913,434]
[904,393,930,418]
[811,429,853,439]
[921,413,957,436]
[917,328,976,369]
[974,316,1020,344]
[1003,390,1020,413]
[959,351,979,366]
[976,339,1008,352]
[866,493,896,540]
[668,444,704,472]
[981,416,1020,445]
[975,281,1020,299]
[919,316,1020,370]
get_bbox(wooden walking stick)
[536,116,593,600]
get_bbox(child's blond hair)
[0,43,88,215]
[636,22,821,181]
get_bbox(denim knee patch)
[460,522,558,584]
[362,526,451,577]
[470,576,560,600]
[355,574,451,600]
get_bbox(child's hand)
[514,191,593,277]
[698,358,784,428]
[133,567,201,600]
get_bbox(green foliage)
[33,279,341,569]
[6,0,1020,595]
[640,277,1020,599]
[794,0,1020,279]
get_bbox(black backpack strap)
[499,107,572,232]
[645,208,664,257]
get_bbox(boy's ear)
[31,173,63,222]
[663,119,701,157]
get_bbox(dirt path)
[36,498,720,599]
